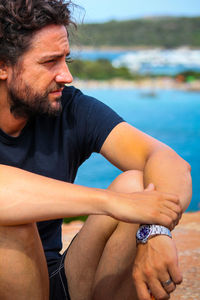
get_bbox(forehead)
[25,24,69,58]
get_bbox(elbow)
[180,159,192,211]
[180,156,191,174]
[185,161,191,173]
[167,146,191,173]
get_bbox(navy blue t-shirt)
[0,86,124,261]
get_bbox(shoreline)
[72,78,200,92]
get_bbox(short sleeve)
[62,87,124,164]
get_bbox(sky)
[72,0,200,23]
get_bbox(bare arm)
[0,122,189,227]
[100,122,192,211]
[0,164,107,225]
[143,146,192,211]
[100,121,192,300]
[0,163,180,227]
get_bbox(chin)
[48,99,62,116]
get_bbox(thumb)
[145,183,155,192]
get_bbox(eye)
[65,56,73,64]
[44,59,56,64]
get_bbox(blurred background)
[67,0,200,214]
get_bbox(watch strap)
[149,225,172,239]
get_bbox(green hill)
[70,17,200,48]
[68,59,135,80]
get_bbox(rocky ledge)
[62,212,200,299]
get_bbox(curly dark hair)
[0,0,76,65]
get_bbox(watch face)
[137,225,151,240]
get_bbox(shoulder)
[61,86,101,106]
[61,86,110,116]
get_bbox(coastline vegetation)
[72,17,200,48]
[69,59,137,80]
[178,70,200,81]
[68,58,200,82]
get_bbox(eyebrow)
[39,52,71,61]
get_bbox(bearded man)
[0,1,191,300]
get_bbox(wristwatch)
[136,225,172,245]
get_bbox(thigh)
[0,223,49,300]
[64,216,138,300]
[92,221,139,300]
[65,215,119,299]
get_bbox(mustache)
[47,84,64,93]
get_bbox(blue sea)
[74,88,200,212]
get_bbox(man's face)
[6,24,73,118]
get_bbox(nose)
[55,62,73,85]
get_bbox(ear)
[0,61,8,80]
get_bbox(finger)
[159,216,176,231]
[168,263,183,285]
[164,200,182,216]
[154,214,174,229]
[178,210,183,222]
[134,279,152,300]
[174,214,181,227]
[145,183,155,192]
[162,192,180,204]
[169,219,178,231]
[159,276,176,294]
[148,279,170,300]
[160,207,179,224]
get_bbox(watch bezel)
[136,225,152,243]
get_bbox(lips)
[50,87,64,93]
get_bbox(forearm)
[143,145,192,211]
[0,161,184,227]
[134,147,191,299]
[0,164,109,225]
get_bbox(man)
[0,1,191,300]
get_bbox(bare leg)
[65,170,143,300]
[0,223,49,300]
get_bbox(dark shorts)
[48,249,71,300]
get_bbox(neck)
[0,110,28,137]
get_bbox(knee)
[108,170,144,193]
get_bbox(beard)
[8,71,63,119]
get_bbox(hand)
[110,183,182,230]
[132,235,182,300]
[142,183,182,230]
